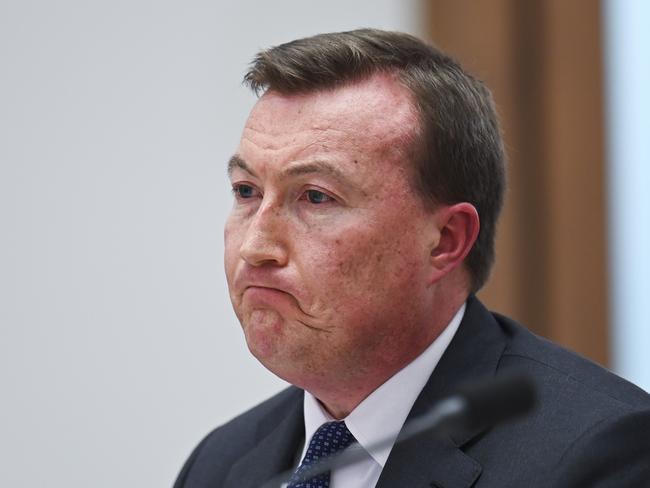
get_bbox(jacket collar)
[225,388,305,488]
[377,295,507,488]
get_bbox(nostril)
[239,231,289,268]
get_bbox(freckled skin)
[224,73,468,417]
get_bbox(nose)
[239,201,289,267]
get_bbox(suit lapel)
[376,433,482,488]
[225,389,305,488]
[377,296,508,488]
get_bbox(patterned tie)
[287,420,356,488]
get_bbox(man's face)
[225,74,441,392]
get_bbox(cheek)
[224,218,243,280]
[300,227,426,354]
[315,225,423,300]
[330,237,386,280]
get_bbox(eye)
[304,189,333,204]
[232,183,259,199]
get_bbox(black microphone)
[265,373,536,487]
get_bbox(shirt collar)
[302,303,466,467]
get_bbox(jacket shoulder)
[470,311,650,486]
[174,387,303,488]
[494,312,650,411]
[209,386,303,443]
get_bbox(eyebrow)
[227,154,256,177]
[227,154,348,182]
[282,160,347,181]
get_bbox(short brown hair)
[244,29,506,292]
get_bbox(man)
[175,29,650,487]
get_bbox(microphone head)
[456,373,537,430]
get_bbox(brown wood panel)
[539,0,608,363]
[424,0,609,365]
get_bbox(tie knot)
[306,421,356,461]
[287,421,357,488]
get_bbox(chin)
[243,322,317,388]
[247,339,300,385]
[242,313,280,356]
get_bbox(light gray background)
[604,0,650,393]
[0,1,421,486]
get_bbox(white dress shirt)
[299,303,466,488]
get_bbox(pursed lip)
[244,285,291,297]
[234,268,302,302]
[241,283,301,314]
[232,267,320,321]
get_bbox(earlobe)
[428,203,480,284]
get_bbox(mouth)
[241,285,319,320]
[236,280,335,336]
[235,271,296,299]
[243,285,294,306]
[245,284,290,295]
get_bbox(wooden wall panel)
[424,0,609,365]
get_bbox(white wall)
[603,0,650,393]
[0,1,421,487]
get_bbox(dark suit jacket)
[175,296,650,487]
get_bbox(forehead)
[242,73,420,158]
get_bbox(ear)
[428,202,480,285]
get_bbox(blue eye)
[233,184,256,198]
[306,190,332,204]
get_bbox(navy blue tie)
[287,420,356,488]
